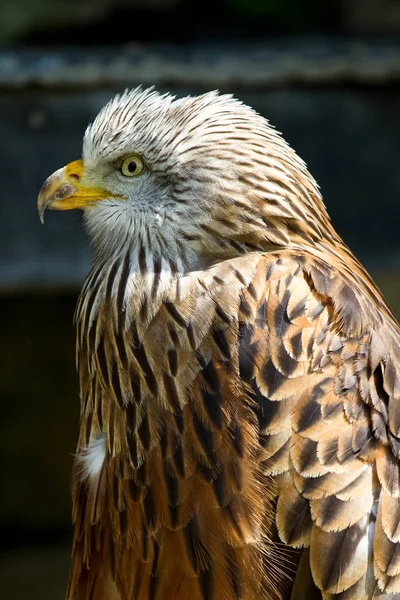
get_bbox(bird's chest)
[76,253,268,472]
[73,254,277,598]
[79,320,266,600]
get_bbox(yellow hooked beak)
[37,159,112,223]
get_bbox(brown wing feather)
[235,250,400,599]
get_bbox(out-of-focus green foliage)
[0,0,395,43]
[0,0,90,42]
[0,0,178,42]
[229,0,305,16]
[227,0,338,28]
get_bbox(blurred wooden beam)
[1,40,400,90]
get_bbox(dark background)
[1,1,400,597]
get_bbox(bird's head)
[38,87,329,271]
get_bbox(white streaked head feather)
[79,86,325,272]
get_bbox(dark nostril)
[69,172,80,182]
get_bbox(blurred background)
[1,0,400,597]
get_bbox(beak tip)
[37,196,47,224]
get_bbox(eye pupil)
[120,155,143,176]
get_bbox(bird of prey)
[38,88,400,600]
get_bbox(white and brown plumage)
[38,88,400,599]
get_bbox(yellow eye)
[120,155,145,177]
